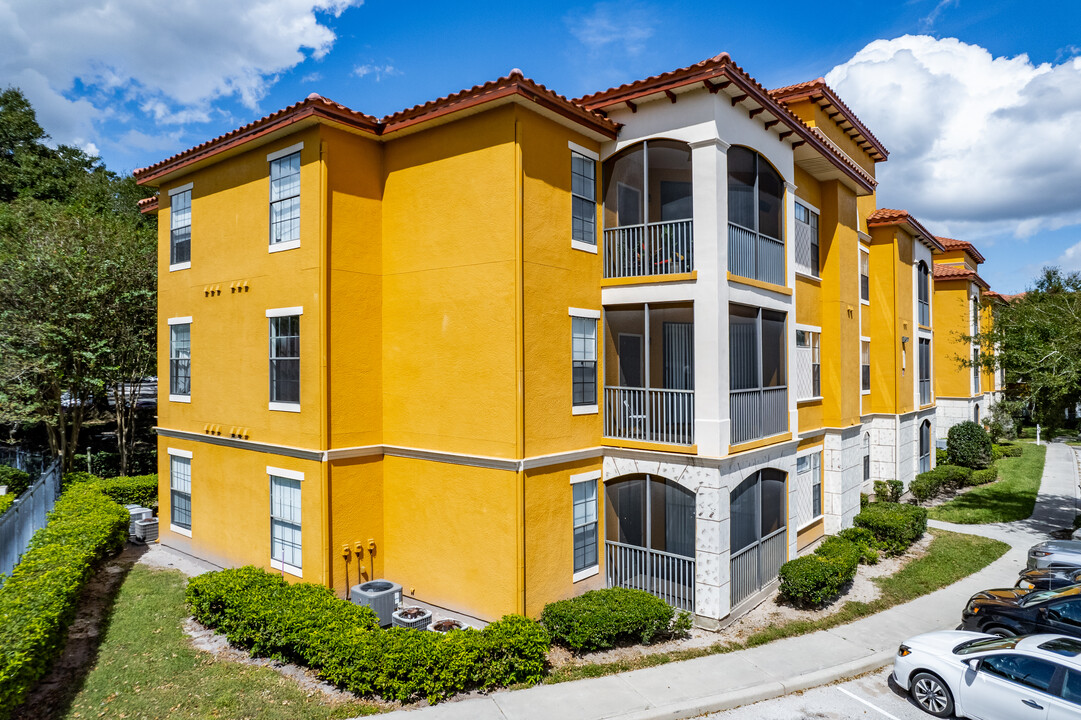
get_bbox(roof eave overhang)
[867,217,946,253]
[770,85,889,162]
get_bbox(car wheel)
[911,672,954,718]
[985,624,1016,638]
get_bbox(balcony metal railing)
[730,528,786,608]
[604,386,695,445]
[604,219,693,279]
[730,386,787,445]
[728,223,784,286]
[605,540,695,611]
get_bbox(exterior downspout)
[319,138,331,589]
[514,115,527,616]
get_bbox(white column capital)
[689,137,731,152]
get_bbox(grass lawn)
[928,442,1047,524]
[63,565,382,720]
[547,529,1008,683]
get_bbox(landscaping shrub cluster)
[65,472,158,510]
[873,479,903,503]
[935,448,949,466]
[0,483,129,718]
[838,527,880,565]
[0,496,12,516]
[967,467,999,486]
[910,465,972,504]
[853,502,927,556]
[778,535,863,607]
[0,467,30,499]
[991,443,1023,461]
[186,566,550,703]
[947,421,993,469]
[540,587,689,652]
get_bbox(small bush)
[990,445,1006,463]
[854,502,927,556]
[947,421,993,469]
[0,483,129,717]
[0,495,12,516]
[874,479,903,503]
[910,465,973,504]
[0,467,30,498]
[935,448,949,466]
[967,467,998,486]
[541,587,677,652]
[62,472,158,510]
[838,527,880,565]
[62,470,99,488]
[778,552,857,607]
[187,567,549,703]
[860,492,870,510]
[998,443,1023,458]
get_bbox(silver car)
[893,631,1081,718]
[1028,540,1081,570]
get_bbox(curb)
[615,650,895,720]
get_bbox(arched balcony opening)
[602,140,693,279]
[730,468,787,607]
[728,146,785,285]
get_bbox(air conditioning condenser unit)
[350,580,402,626]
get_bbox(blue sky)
[2,0,1079,293]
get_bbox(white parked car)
[893,630,1081,718]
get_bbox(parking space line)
[836,687,903,720]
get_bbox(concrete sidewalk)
[374,443,1077,720]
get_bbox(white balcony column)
[785,180,800,437]
[689,137,729,456]
[694,485,729,625]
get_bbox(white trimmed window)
[270,151,300,247]
[919,338,932,405]
[170,186,191,267]
[861,340,871,393]
[860,249,870,302]
[795,329,821,400]
[794,203,819,277]
[169,321,191,399]
[572,474,599,576]
[270,473,302,575]
[269,314,300,407]
[572,314,598,409]
[571,151,597,247]
[795,451,822,527]
[170,453,192,534]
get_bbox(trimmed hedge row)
[991,443,1023,461]
[967,467,999,486]
[0,483,129,718]
[66,472,158,510]
[873,479,903,503]
[0,467,30,499]
[853,502,927,556]
[540,587,689,652]
[838,526,880,565]
[0,496,12,516]
[186,567,550,703]
[910,465,972,504]
[778,536,861,607]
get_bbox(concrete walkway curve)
[371,443,1081,720]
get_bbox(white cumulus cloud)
[353,64,401,81]
[0,0,361,147]
[826,35,1081,237]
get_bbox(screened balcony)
[727,146,785,286]
[602,140,693,279]
[730,305,788,445]
[604,303,694,446]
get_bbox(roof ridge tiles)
[768,77,888,161]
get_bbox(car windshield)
[1022,586,1081,606]
[954,637,1021,655]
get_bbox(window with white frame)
[919,338,932,405]
[270,472,302,574]
[794,203,819,277]
[973,348,981,394]
[572,477,598,574]
[170,453,191,532]
[571,151,596,246]
[972,295,981,338]
[860,249,870,302]
[795,451,822,527]
[169,321,191,398]
[863,432,871,484]
[917,262,931,326]
[170,187,191,266]
[270,151,300,246]
[269,314,300,406]
[861,340,871,393]
[572,315,597,407]
[795,329,821,400]
[919,420,931,474]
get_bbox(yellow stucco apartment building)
[134,54,998,627]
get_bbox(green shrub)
[62,470,99,488]
[186,567,549,703]
[967,467,998,486]
[935,448,949,466]
[541,587,677,652]
[910,465,973,504]
[0,495,12,516]
[97,474,158,509]
[854,502,927,556]
[998,443,1023,458]
[947,421,993,469]
[0,467,30,498]
[860,492,870,510]
[778,553,856,607]
[874,479,903,503]
[838,527,880,565]
[990,444,1006,463]
[0,483,129,718]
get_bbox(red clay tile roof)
[137,195,158,214]
[768,78,888,162]
[866,209,945,252]
[573,54,876,195]
[134,75,618,186]
[933,262,989,289]
[934,236,986,264]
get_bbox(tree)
[971,267,1081,434]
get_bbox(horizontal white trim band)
[570,470,601,485]
[269,239,301,253]
[567,141,599,161]
[169,394,191,404]
[266,306,303,318]
[572,404,599,415]
[571,239,599,254]
[267,142,303,162]
[568,307,601,319]
[168,182,193,196]
[270,558,303,577]
[170,524,193,538]
[168,316,192,325]
[267,466,305,481]
[572,565,600,583]
[169,262,191,272]
[269,401,301,412]
[167,447,193,459]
